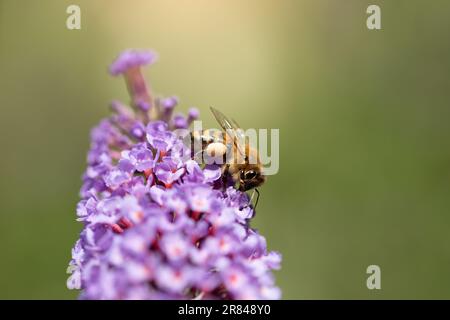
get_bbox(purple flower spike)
[67,49,282,300]
[109,50,158,76]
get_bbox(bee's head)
[238,166,266,191]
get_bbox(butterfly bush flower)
[67,49,282,300]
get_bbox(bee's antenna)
[254,188,260,211]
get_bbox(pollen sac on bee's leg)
[189,128,227,165]
[204,142,227,165]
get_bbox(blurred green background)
[1,0,450,299]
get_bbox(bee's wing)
[231,117,250,148]
[210,107,236,132]
[230,117,242,131]
[210,107,246,156]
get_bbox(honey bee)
[192,107,266,208]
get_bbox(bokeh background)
[1,0,450,299]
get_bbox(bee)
[192,107,266,208]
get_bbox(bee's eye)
[244,170,257,180]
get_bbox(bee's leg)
[254,188,260,210]
[246,188,260,211]
[221,164,230,191]
[190,131,212,163]
[190,132,200,161]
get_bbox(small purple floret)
[109,50,158,76]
